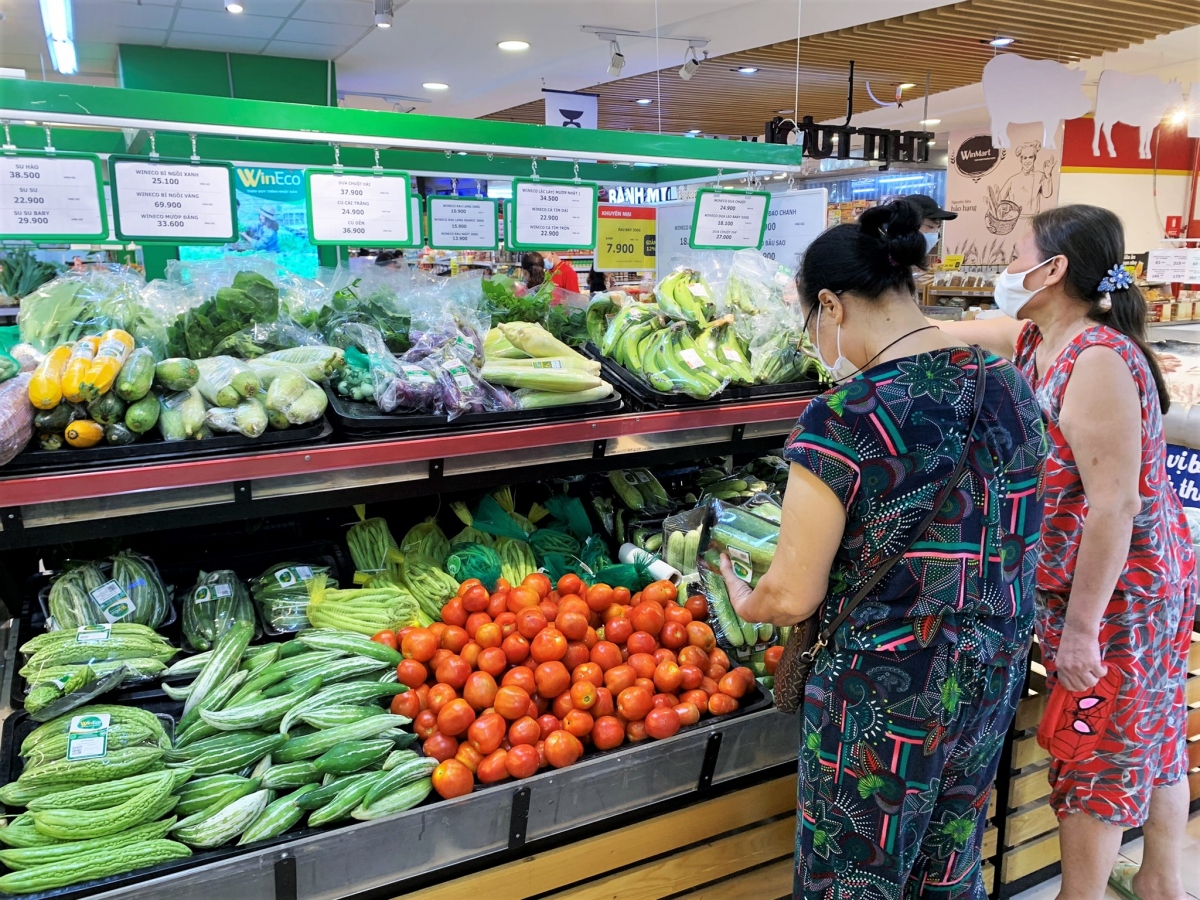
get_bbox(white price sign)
[511,178,597,250]
[1147,249,1189,283]
[1186,250,1200,284]
[305,168,411,246]
[428,196,498,250]
[110,156,236,242]
[760,188,828,269]
[0,153,106,241]
[689,189,770,250]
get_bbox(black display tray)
[3,419,333,473]
[581,343,824,410]
[323,384,624,436]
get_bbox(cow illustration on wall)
[1093,71,1185,158]
[983,54,1091,150]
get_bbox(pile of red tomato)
[379,573,756,800]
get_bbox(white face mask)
[994,258,1055,319]
[812,306,859,384]
[924,231,939,253]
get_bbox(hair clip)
[1097,265,1132,294]
[1097,294,1113,311]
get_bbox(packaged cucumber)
[250,562,328,635]
[182,570,258,652]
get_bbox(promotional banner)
[595,205,655,272]
[944,122,1062,265]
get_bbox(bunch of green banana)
[639,324,730,399]
[696,316,753,386]
[749,329,824,385]
[656,268,714,326]
[600,303,659,357]
[725,272,762,316]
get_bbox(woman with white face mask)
[719,200,1048,900]
[934,205,1194,900]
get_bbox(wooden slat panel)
[982,862,995,895]
[1187,675,1200,706]
[405,775,796,900]
[1001,830,1061,883]
[982,825,998,860]
[1009,767,1053,808]
[987,790,997,819]
[1187,737,1200,769]
[1015,694,1048,733]
[1012,734,1049,769]
[1188,705,1200,737]
[540,818,795,900]
[1188,638,1200,671]
[675,857,794,900]
[1005,802,1059,847]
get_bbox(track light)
[679,46,701,81]
[608,40,625,76]
[224,0,243,12]
[374,0,392,27]
[39,0,78,73]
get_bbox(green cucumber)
[183,621,255,717]
[312,739,394,776]
[260,761,320,791]
[295,629,403,666]
[171,778,262,832]
[351,776,432,821]
[171,732,287,778]
[360,754,435,808]
[274,715,409,764]
[308,773,384,827]
[299,705,388,730]
[176,669,249,738]
[175,774,256,817]
[278,682,407,735]
[200,676,322,731]
[294,772,375,810]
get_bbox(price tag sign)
[428,196,499,250]
[511,178,597,250]
[1186,250,1200,284]
[596,204,656,272]
[939,254,965,271]
[689,189,770,250]
[759,188,827,268]
[1147,249,1189,282]
[304,167,411,246]
[504,200,514,247]
[400,195,424,249]
[0,152,107,242]
[110,155,236,243]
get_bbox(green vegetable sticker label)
[401,365,435,385]
[531,360,563,369]
[75,624,112,644]
[90,580,137,623]
[163,390,192,409]
[445,363,474,390]
[213,583,233,598]
[193,586,213,604]
[727,547,753,583]
[446,557,462,577]
[773,267,792,287]
[274,566,312,588]
[67,713,110,761]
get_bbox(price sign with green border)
[304,167,411,246]
[688,188,770,250]
[510,177,597,250]
[428,196,499,251]
[0,151,108,242]
[109,155,236,243]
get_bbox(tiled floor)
[1009,810,1200,900]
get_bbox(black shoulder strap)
[804,345,989,660]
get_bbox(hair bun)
[858,200,927,270]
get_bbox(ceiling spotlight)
[898,82,916,90]
[498,40,529,51]
[679,46,701,81]
[635,98,652,105]
[920,118,941,126]
[736,66,758,75]
[373,0,392,26]
[777,108,794,115]
[224,0,243,12]
[986,36,1016,47]
[423,82,448,91]
[608,40,625,76]
[39,0,78,73]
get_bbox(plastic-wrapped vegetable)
[0,373,34,466]
[443,543,502,593]
[156,387,207,441]
[195,356,260,408]
[206,397,269,438]
[250,563,328,634]
[182,570,257,651]
[264,367,327,426]
[401,519,450,567]
[346,515,399,578]
[46,563,107,630]
[110,551,171,629]
[425,345,516,421]
[306,575,420,636]
[253,346,344,382]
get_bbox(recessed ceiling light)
[920,118,941,126]
[777,109,794,115]
[986,36,1016,46]
[687,128,702,135]
[224,0,243,12]
[635,98,653,105]
[736,66,758,75]
[374,0,392,26]
[498,40,529,52]
[423,82,448,91]
[898,82,916,90]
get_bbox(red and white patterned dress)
[1014,322,1196,827]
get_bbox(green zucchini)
[0,839,191,895]
[87,391,126,426]
[124,393,161,433]
[115,348,156,402]
[155,358,200,392]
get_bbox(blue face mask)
[924,231,939,252]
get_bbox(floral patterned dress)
[783,348,1047,900]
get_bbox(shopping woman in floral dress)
[720,200,1048,899]
[938,204,1194,900]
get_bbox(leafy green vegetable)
[167,271,280,359]
[545,305,589,347]
[481,275,554,325]
[0,247,59,301]
[297,278,410,354]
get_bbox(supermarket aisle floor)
[1009,809,1200,900]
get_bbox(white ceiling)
[0,0,962,117]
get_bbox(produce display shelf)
[0,398,810,548]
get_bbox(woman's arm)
[927,315,1024,361]
[719,463,846,626]
[1054,345,1143,691]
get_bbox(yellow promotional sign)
[940,254,965,271]
[595,204,656,272]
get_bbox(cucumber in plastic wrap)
[182,570,257,651]
[46,563,106,630]
[110,550,171,628]
[250,563,328,635]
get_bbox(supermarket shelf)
[0,398,809,548]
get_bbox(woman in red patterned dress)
[938,205,1194,900]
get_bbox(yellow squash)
[64,420,104,449]
[60,336,101,404]
[79,329,135,401]
[27,345,72,410]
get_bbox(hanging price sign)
[595,204,656,271]
[689,188,770,250]
[110,155,236,243]
[511,178,597,250]
[428,196,499,250]
[1147,249,1190,283]
[0,152,107,242]
[401,195,424,249]
[305,168,411,246]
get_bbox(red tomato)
[556,574,584,597]
[536,714,561,740]
[427,683,457,714]
[612,586,632,605]
[508,716,540,746]
[551,692,574,720]
[437,698,476,737]
[679,665,704,691]
[570,680,598,709]
[423,732,459,762]
[626,719,648,742]
[522,573,551,598]
[651,692,678,709]
[735,666,757,691]
[501,634,530,666]
[428,622,447,644]
[557,596,590,618]
[699,676,721,696]
[507,585,540,613]
[684,594,708,620]
[534,661,571,698]
[465,613,492,641]
[686,622,717,652]
[538,600,559,621]
[501,666,537,695]
[583,627,599,649]
[563,640,590,672]
[401,628,438,663]
[678,646,710,668]
[544,730,582,768]
[528,697,543,719]
[396,626,416,646]
[705,662,728,682]
[562,708,594,738]
[555,609,589,642]
[663,604,693,626]
[604,664,637,694]
[629,602,666,637]
[642,581,678,605]
[718,671,748,699]
[461,642,483,669]
[659,621,688,650]
[604,616,633,645]
[493,685,532,720]
[592,715,625,750]
[708,693,739,716]
[440,626,470,654]
[432,759,473,799]
[396,659,428,689]
[616,686,653,722]
[626,652,658,680]
[467,711,506,755]
[495,577,511,591]
[634,677,656,696]
[516,608,548,640]
[463,671,499,710]
[505,742,540,779]
[572,662,604,687]
[603,603,626,623]
[477,646,508,677]
[764,645,783,676]
[436,656,471,690]
[709,648,731,670]
[474,622,503,650]
[535,739,548,769]
[674,701,701,727]
[653,661,683,693]
[441,597,468,628]
[644,707,681,740]
[454,743,483,775]
[457,578,483,598]
[593,687,616,719]
[626,631,658,656]
[680,689,709,710]
[486,591,509,619]
[371,630,398,650]
[530,628,568,663]
[585,583,614,613]
[493,611,518,637]
[429,648,454,673]
[652,648,678,666]
[476,748,510,784]
[391,691,421,718]
[590,641,623,672]
[460,584,490,613]
[413,709,438,740]
[415,683,430,709]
